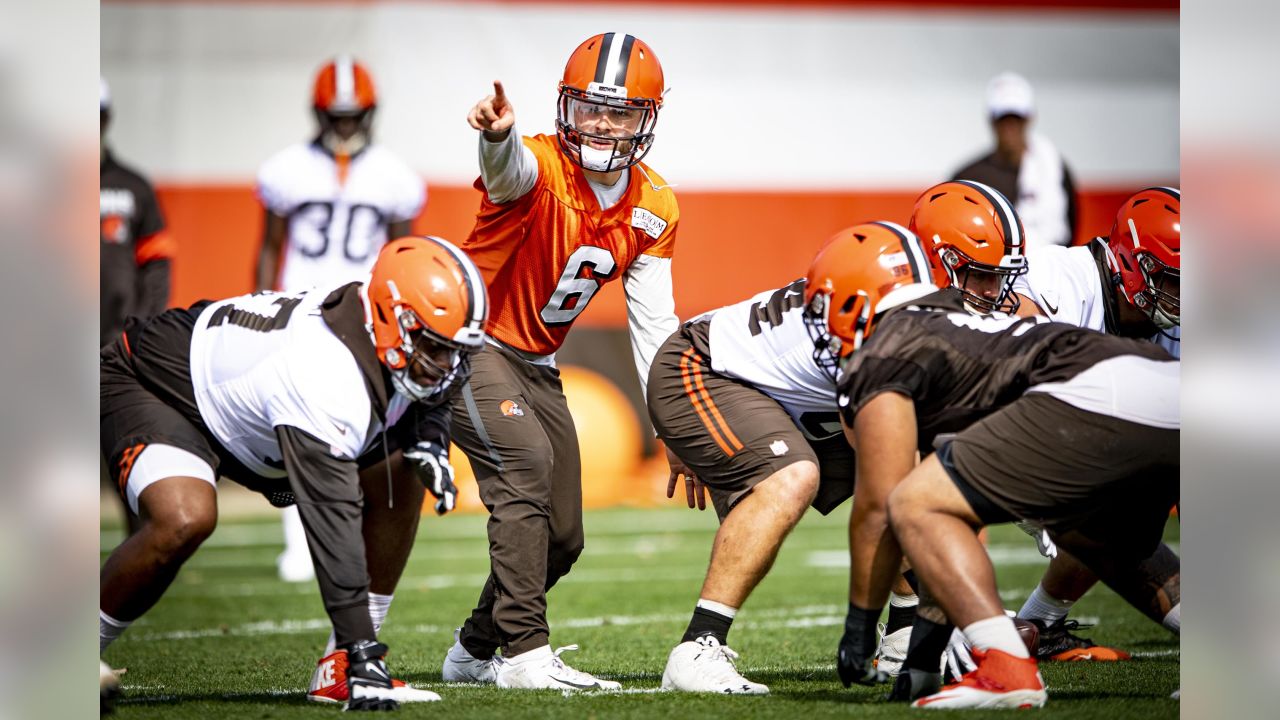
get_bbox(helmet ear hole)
[1119,254,1133,272]
[839,295,858,315]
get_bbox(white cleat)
[661,636,769,695]
[874,622,912,678]
[442,629,498,684]
[495,644,621,691]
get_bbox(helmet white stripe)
[425,235,487,328]
[1154,186,1180,200]
[601,32,629,89]
[955,179,1023,258]
[873,221,930,284]
[334,55,355,107]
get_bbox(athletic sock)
[963,615,1030,658]
[903,616,953,672]
[1017,583,1074,625]
[1162,603,1180,635]
[886,592,919,635]
[324,593,396,656]
[100,610,132,653]
[682,599,737,644]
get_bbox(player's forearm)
[848,498,901,609]
[478,125,537,204]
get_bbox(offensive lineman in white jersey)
[646,222,927,694]
[100,237,486,710]
[254,56,425,585]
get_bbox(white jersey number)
[291,201,386,263]
[539,246,618,326]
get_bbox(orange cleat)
[307,649,439,704]
[913,648,1047,710]
[1032,618,1131,662]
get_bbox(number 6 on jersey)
[539,246,617,325]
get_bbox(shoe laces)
[547,645,603,685]
[692,636,749,684]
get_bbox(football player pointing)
[442,33,679,691]
[100,237,485,710]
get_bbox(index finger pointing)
[492,80,507,104]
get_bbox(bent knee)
[767,460,820,506]
[150,509,217,558]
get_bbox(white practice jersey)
[257,143,424,292]
[188,284,410,477]
[700,278,840,439]
[1013,240,1180,359]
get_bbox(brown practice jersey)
[836,289,1177,452]
[463,134,678,355]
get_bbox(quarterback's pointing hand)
[468,80,515,141]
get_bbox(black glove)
[344,639,398,711]
[837,604,887,687]
[403,440,457,515]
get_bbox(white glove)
[1015,520,1058,559]
[403,440,457,515]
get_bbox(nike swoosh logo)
[552,676,604,690]
[1044,298,1059,314]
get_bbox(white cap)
[100,76,111,111]
[986,71,1033,119]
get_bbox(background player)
[101,76,174,350]
[439,33,680,691]
[253,56,425,584]
[100,237,483,710]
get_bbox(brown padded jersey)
[836,289,1175,452]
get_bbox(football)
[1014,617,1041,656]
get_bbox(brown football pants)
[449,343,584,657]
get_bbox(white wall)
[102,1,1178,189]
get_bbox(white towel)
[1016,133,1071,249]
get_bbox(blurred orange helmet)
[367,236,488,402]
[312,56,377,114]
[1105,187,1180,330]
[909,180,1027,313]
[556,33,664,173]
[803,221,936,379]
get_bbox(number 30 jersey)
[257,142,424,293]
[189,283,410,478]
[697,278,839,437]
[463,134,678,356]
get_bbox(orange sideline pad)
[157,183,1146,322]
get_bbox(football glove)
[404,440,457,515]
[838,632,887,687]
[344,639,399,711]
[1015,520,1058,559]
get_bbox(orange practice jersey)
[463,134,679,355]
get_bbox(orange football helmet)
[367,236,488,402]
[909,180,1027,313]
[312,56,377,157]
[556,33,664,172]
[803,221,935,378]
[1105,187,1180,330]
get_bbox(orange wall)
[158,183,1142,322]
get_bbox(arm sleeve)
[478,127,538,204]
[385,398,453,452]
[623,254,679,398]
[276,425,375,645]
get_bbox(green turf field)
[100,506,1179,718]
